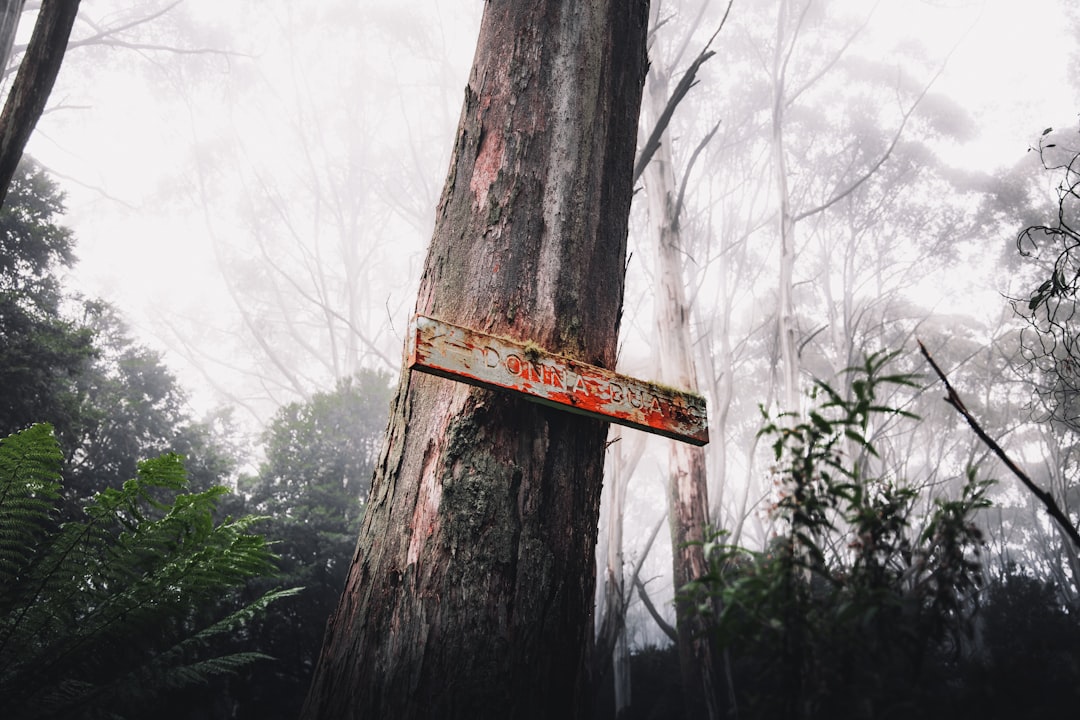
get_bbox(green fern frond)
[0,424,62,588]
[0,436,287,720]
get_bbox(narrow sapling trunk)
[300,3,649,719]
[0,1,27,71]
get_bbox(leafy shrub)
[683,352,991,719]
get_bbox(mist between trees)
[1,0,1080,718]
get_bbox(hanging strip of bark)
[918,339,1080,552]
[0,0,80,207]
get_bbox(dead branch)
[635,575,679,642]
[633,48,713,184]
[632,0,734,184]
[673,119,721,227]
[918,339,1080,552]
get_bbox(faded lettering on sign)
[406,315,709,446]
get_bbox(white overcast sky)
[15,0,1078,417]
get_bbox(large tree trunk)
[642,67,719,720]
[300,3,649,719]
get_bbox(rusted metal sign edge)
[406,315,709,446]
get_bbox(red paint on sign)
[406,315,709,446]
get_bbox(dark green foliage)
[621,571,1080,720]
[64,302,237,503]
[0,160,95,441]
[683,352,991,719]
[249,370,391,529]
[958,571,1080,718]
[0,424,293,720]
[0,157,238,514]
[0,154,290,718]
[230,371,392,718]
[0,158,74,304]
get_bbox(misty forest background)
[3,0,1080,718]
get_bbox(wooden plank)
[406,315,709,445]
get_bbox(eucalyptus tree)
[652,0,981,550]
[633,2,733,714]
[300,2,649,717]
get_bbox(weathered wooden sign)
[406,315,709,445]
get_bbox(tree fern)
[0,422,63,586]
[0,424,291,720]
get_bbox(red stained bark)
[300,3,649,719]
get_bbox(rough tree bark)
[0,0,80,208]
[300,2,649,719]
[642,66,720,720]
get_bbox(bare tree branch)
[71,0,182,45]
[64,38,241,57]
[632,0,734,184]
[635,575,679,643]
[633,49,713,184]
[673,119,721,227]
[918,339,1080,552]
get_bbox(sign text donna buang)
[406,315,708,445]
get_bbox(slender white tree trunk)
[643,65,719,720]
[772,0,801,416]
[0,0,26,72]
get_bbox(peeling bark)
[300,3,649,719]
